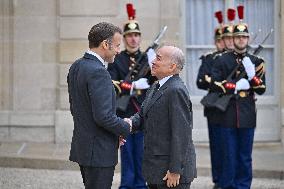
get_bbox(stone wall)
[0,0,181,143]
[0,0,282,144]
[0,0,57,142]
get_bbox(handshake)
[119,118,133,147]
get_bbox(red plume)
[227,8,236,22]
[126,3,135,20]
[215,11,223,24]
[237,5,244,20]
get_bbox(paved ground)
[0,142,284,189]
[1,142,284,179]
[0,167,284,189]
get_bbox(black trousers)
[80,165,115,189]
[148,183,191,189]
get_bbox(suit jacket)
[132,75,197,184]
[68,52,130,167]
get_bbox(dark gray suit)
[132,75,197,186]
[67,53,130,188]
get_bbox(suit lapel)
[144,76,178,115]
[144,88,164,115]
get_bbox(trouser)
[79,165,115,189]
[148,183,191,189]
[119,132,147,189]
[218,127,255,189]
[207,122,223,185]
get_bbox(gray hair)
[170,47,185,71]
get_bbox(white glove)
[235,78,250,93]
[242,57,255,80]
[133,78,150,89]
[146,48,156,69]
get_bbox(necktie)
[152,82,160,97]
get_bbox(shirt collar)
[86,50,108,68]
[158,75,173,88]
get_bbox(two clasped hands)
[119,118,181,188]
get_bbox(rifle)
[201,29,273,111]
[116,26,167,112]
[247,29,261,52]
[253,29,274,55]
[213,62,245,111]
[201,61,241,111]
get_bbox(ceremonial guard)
[107,4,155,189]
[210,5,266,189]
[196,11,225,189]
[222,8,236,51]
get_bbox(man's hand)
[119,136,126,147]
[162,170,181,188]
[133,78,150,89]
[242,57,255,80]
[124,118,132,132]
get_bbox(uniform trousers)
[207,122,222,186]
[119,131,147,189]
[79,165,115,189]
[218,127,255,189]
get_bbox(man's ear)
[102,40,108,50]
[170,63,177,71]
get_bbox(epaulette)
[212,50,227,60]
[199,50,215,60]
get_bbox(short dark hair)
[88,22,122,48]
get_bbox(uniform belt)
[238,91,251,98]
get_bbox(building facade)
[0,0,283,144]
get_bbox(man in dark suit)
[127,46,197,189]
[67,22,132,189]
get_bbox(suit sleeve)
[87,68,130,137]
[131,84,154,131]
[168,87,193,174]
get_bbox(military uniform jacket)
[107,50,155,118]
[131,75,197,184]
[211,51,266,128]
[196,50,224,124]
[68,53,130,167]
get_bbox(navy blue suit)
[68,52,131,188]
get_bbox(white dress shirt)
[158,75,173,89]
